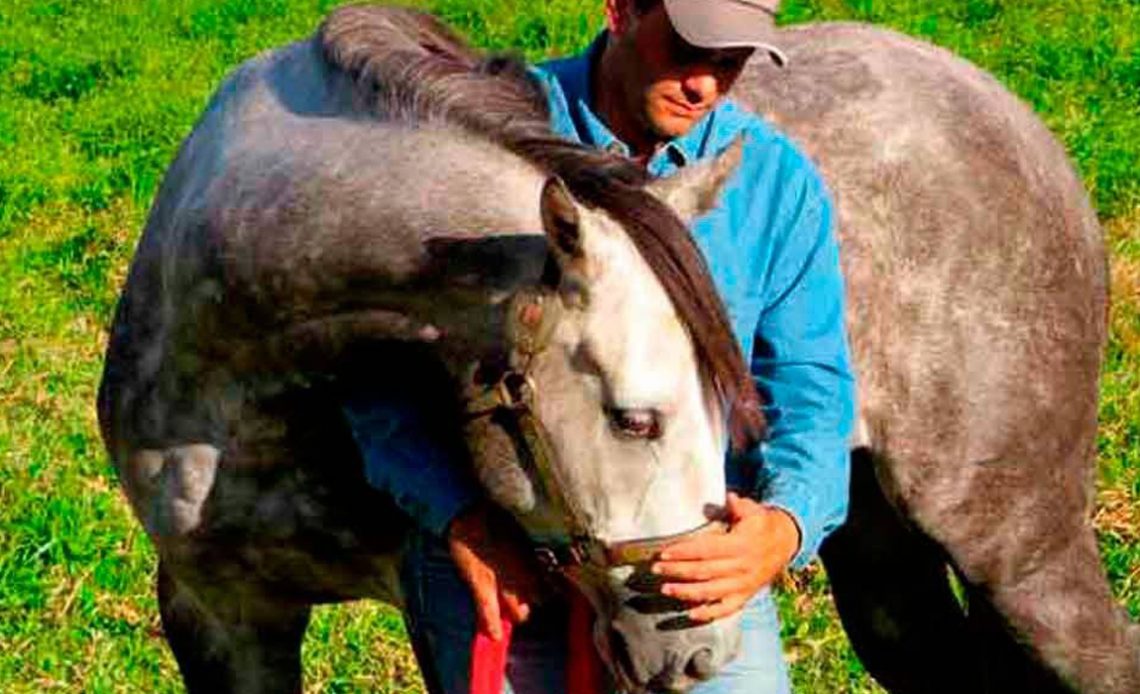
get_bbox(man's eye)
[710,50,751,71]
[607,408,663,440]
[712,55,742,70]
[668,26,705,64]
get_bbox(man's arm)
[746,167,855,569]
[341,392,543,636]
[341,394,481,538]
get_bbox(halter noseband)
[463,289,728,575]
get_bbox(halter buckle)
[495,371,535,409]
[533,546,562,573]
[533,538,596,574]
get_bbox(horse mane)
[318,4,765,450]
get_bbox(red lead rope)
[469,618,512,694]
[469,590,607,694]
[566,589,608,693]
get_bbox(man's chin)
[649,113,701,140]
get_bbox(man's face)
[610,4,754,141]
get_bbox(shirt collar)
[554,31,725,174]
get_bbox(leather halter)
[463,289,728,574]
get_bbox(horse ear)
[647,135,745,223]
[540,176,583,260]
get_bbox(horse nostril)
[684,647,717,681]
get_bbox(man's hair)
[632,0,663,14]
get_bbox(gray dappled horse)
[96,5,1138,694]
[98,6,763,693]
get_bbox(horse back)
[734,22,1107,579]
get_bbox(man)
[342,0,855,691]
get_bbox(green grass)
[0,1,1137,692]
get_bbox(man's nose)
[681,71,721,106]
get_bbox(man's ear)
[647,136,746,223]
[540,176,583,262]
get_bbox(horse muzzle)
[588,568,743,693]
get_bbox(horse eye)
[608,408,663,440]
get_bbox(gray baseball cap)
[663,0,787,66]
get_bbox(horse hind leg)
[819,449,984,694]
[961,580,1073,693]
[960,522,1140,694]
[158,561,311,694]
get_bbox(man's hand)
[447,503,545,640]
[652,493,800,623]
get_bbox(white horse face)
[531,196,726,546]
[517,143,747,691]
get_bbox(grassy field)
[0,0,1137,692]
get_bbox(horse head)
[466,140,758,692]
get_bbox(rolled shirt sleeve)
[744,170,855,569]
[341,393,481,538]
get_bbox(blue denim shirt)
[344,34,855,568]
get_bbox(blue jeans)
[400,530,793,694]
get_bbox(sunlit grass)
[0,0,1136,691]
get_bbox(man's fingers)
[471,574,504,640]
[453,550,504,640]
[658,534,742,562]
[500,590,531,625]
[651,556,744,582]
[661,576,747,603]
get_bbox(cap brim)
[663,0,788,66]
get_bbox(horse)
[95,5,1139,694]
[733,22,1137,694]
[96,5,764,693]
